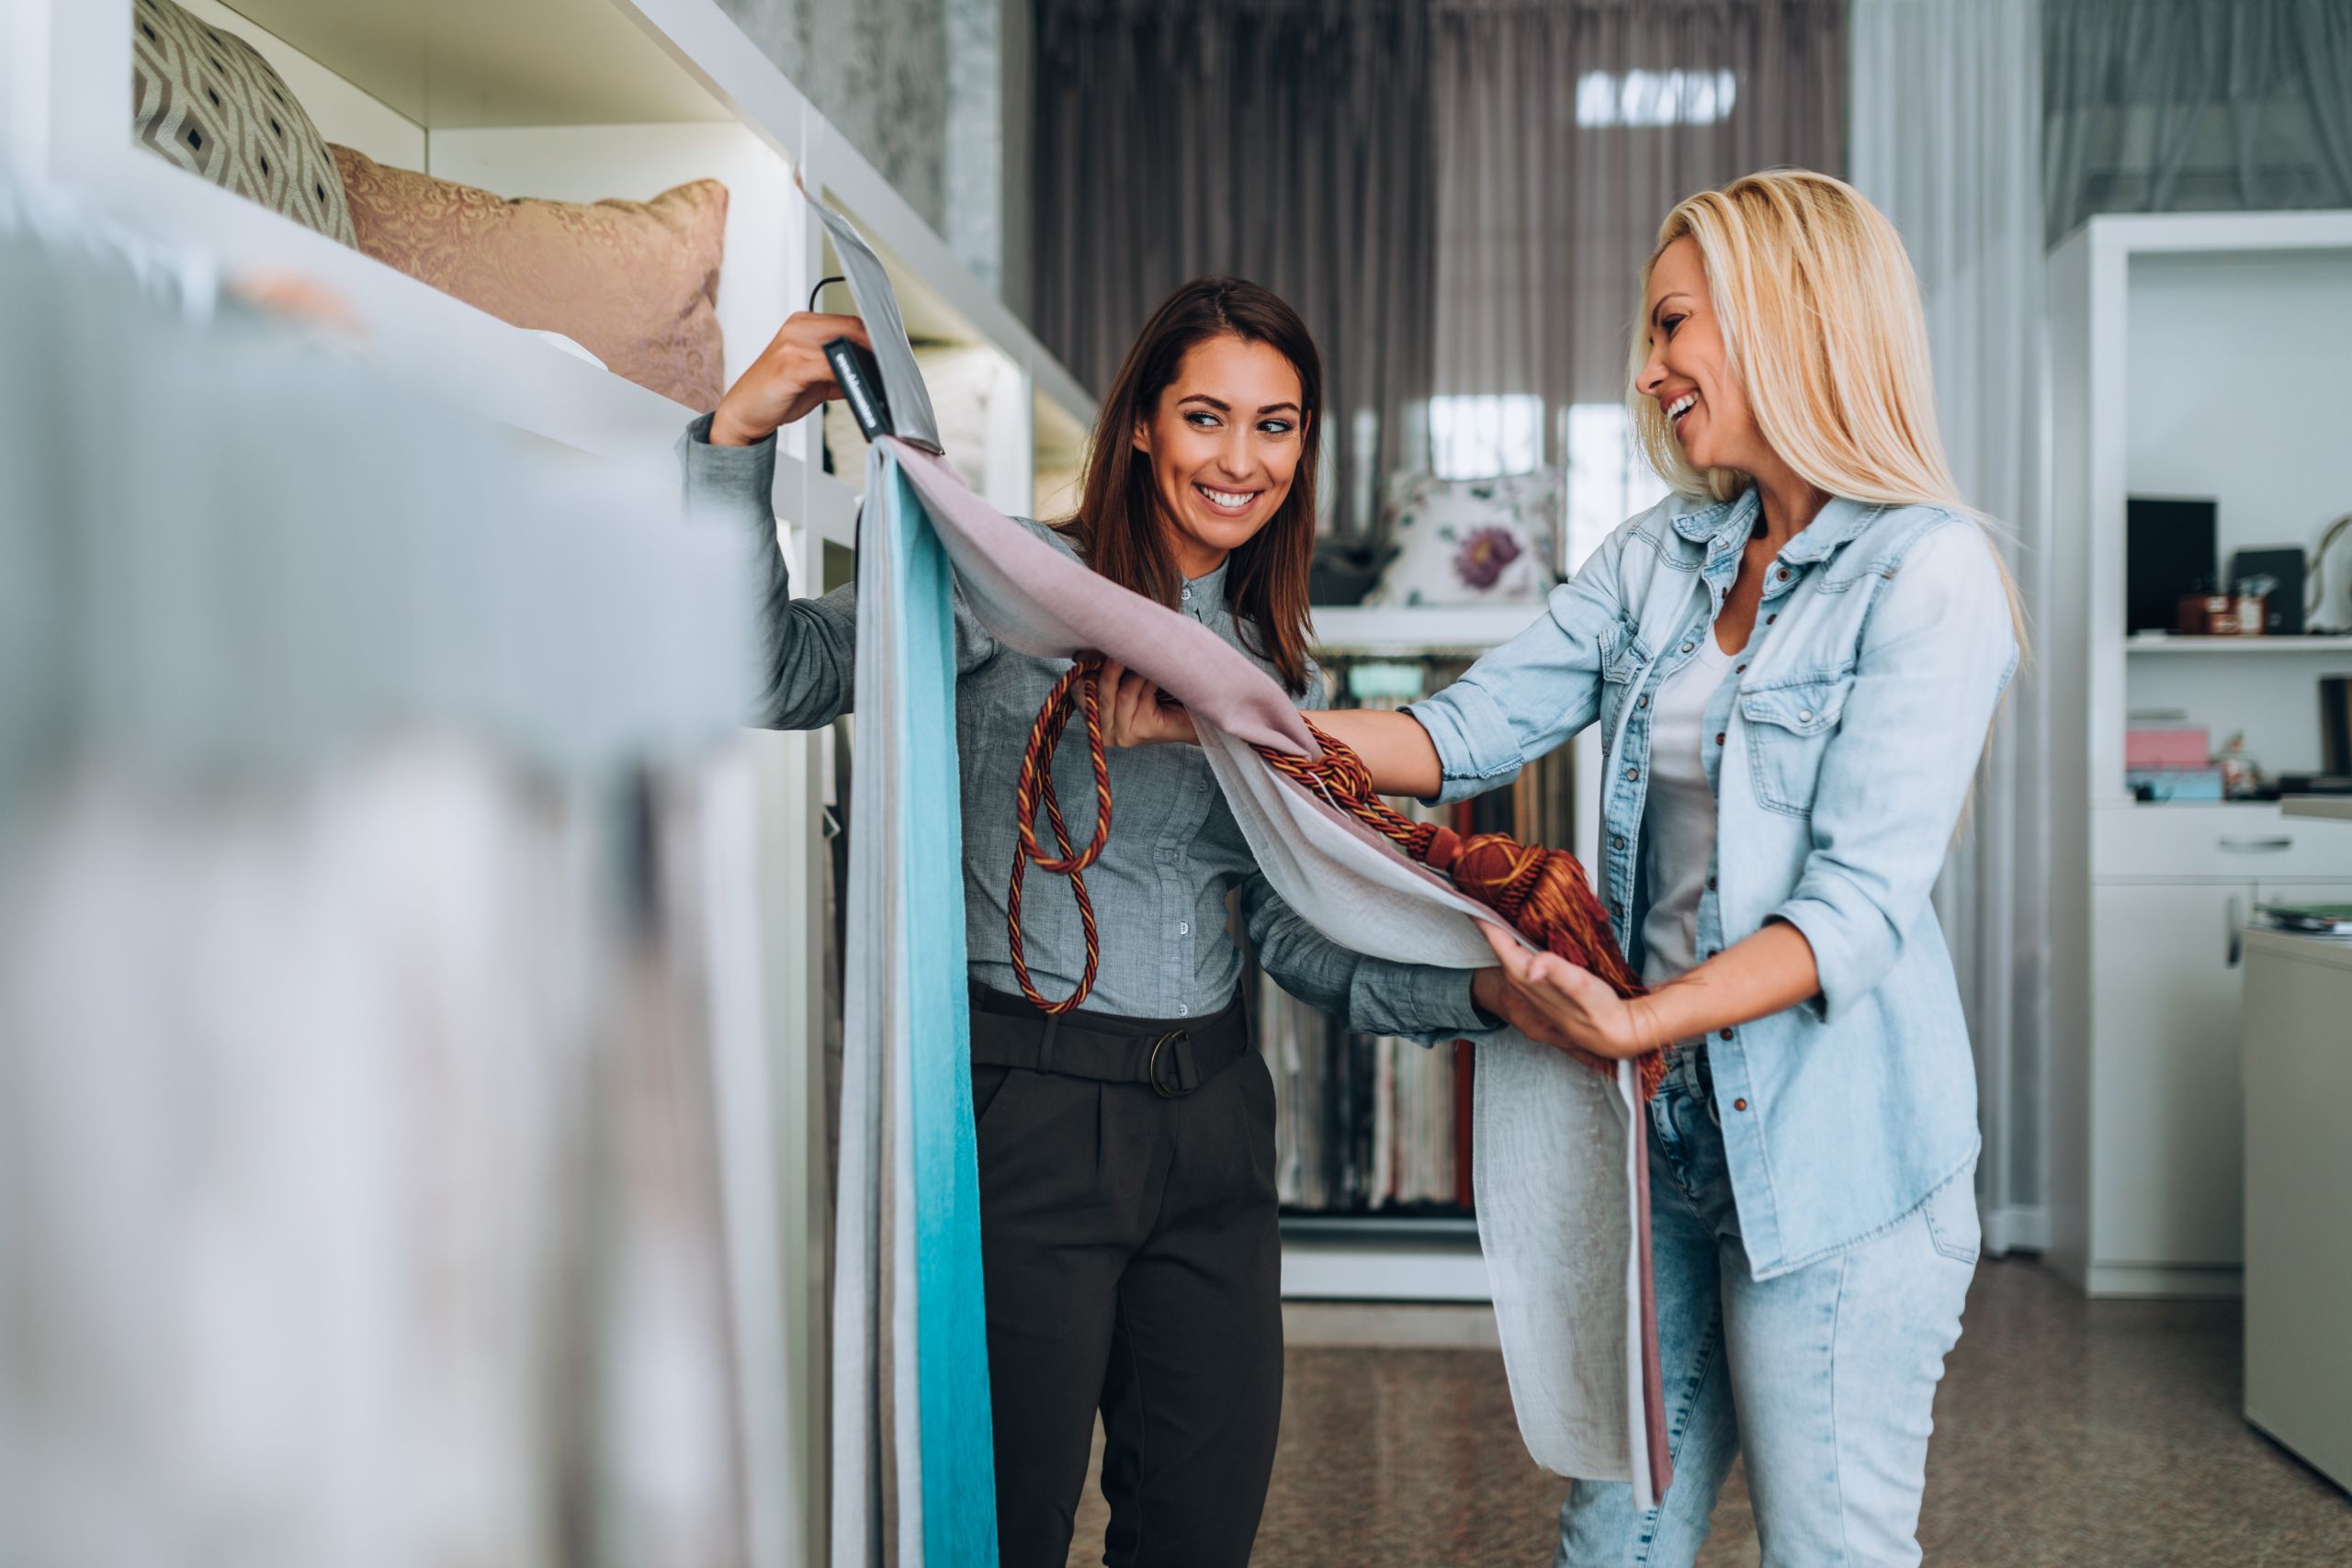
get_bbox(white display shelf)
[1279,1230,1491,1303]
[2126,634,2352,654]
[17,0,1094,488]
[1307,604,1538,653]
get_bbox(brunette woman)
[681,281,1499,1568]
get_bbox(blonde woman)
[1131,170,2019,1562]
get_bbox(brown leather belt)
[967,984,1250,1099]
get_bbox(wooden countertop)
[2243,925,2352,974]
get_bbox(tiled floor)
[1066,1258,2352,1566]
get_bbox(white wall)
[2125,248,2352,562]
[2124,247,2352,779]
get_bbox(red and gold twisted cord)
[1007,657,1113,1013]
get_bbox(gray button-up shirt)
[682,414,1484,1034]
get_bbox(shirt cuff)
[1401,682,1523,806]
[678,412,778,509]
[1392,965,1513,1050]
[1763,905,1841,1023]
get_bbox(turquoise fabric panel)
[883,454,1000,1565]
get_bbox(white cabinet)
[2073,863,2352,1295]
[2089,881,2254,1272]
[2241,927,2352,1491]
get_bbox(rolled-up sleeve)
[1768,521,2019,1021]
[1403,522,1630,804]
[677,413,999,730]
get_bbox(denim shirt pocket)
[1738,670,1855,818]
[1597,624,1645,748]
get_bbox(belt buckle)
[1148,1029,1193,1098]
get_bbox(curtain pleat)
[1850,0,2052,1257]
[1430,0,1846,445]
[1032,0,1436,535]
[2043,0,2352,244]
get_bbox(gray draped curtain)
[1032,0,1436,535]
[2045,0,2352,244]
[1032,0,1845,540]
[1430,0,1846,462]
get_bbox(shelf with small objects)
[2047,210,2352,1300]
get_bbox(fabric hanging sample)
[810,197,997,1568]
[0,186,778,1567]
[804,186,1670,1509]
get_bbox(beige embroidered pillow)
[332,145,728,410]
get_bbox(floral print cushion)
[1363,468,1564,607]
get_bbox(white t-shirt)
[1639,627,1747,989]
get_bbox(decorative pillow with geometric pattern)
[1363,468,1565,607]
[130,0,356,247]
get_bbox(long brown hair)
[1064,278,1320,694]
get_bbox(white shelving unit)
[2045,211,2352,1299]
[2125,635,2352,655]
[4,4,1095,1560]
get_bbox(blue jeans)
[1556,1051,1979,1567]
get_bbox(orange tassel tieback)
[1256,719,1665,1100]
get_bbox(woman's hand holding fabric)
[710,311,874,446]
[1097,659,1197,747]
[1476,923,1658,1064]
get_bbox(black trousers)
[970,997,1283,1568]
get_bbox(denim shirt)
[1408,489,2018,1278]
[677,415,1486,1036]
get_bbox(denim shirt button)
[1798,709,1814,722]
[1624,766,1639,781]
[1637,695,1649,709]
[1680,641,1694,654]
[1611,835,1626,850]
[1733,1098,1749,1111]
[1719,1028,1734,1041]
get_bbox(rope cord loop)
[1008,655,1113,1013]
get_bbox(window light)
[1574,69,1738,129]
[1429,393,1544,480]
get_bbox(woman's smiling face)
[1131,333,1307,579]
[1635,235,1768,478]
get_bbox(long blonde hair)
[1627,169,2028,655]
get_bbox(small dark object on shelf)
[2277,772,2352,797]
[2130,496,2217,635]
[1308,537,1398,607]
[2232,548,2306,636]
